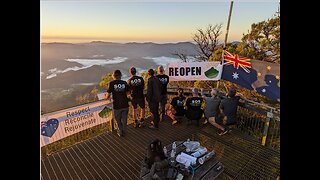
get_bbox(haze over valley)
[41,41,198,89]
[41,41,198,113]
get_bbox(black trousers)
[148,101,160,128]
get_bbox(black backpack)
[141,139,178,179]
[145,139,165,168]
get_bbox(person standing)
[185,88,204,126]
[156,65,169,121]
[146,69,162,129]
[127,67,146,128]
[105,70,130,137]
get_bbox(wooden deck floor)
[41,117,280,180]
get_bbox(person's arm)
[216,99,222,117]
[105,82,112,101]
[219,102,228,124]
[184,98,189,110]
[237,96,245,107]
[201,98,205,110]
[126,79,131,94]
[219,102,225,117]
[125,82,131,99]
[105,92,111,101]
[222,116,228,125]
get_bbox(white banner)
[166,62,223,81]
[40,100,113,147]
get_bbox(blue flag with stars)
[221,51,280,101]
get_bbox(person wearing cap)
[217,87,242,135]
[127,67,146,128]
[156,65,169,121]
[146,69,162,129]
[200,88,221,126]
[168,88,186,125]
[185,88,204,126]
[105,70,130,137]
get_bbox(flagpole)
[224,0,234,49]
[217,0,234,89]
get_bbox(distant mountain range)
[41,41,198,90]
[41,41,197,62]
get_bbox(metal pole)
[262,109,273,146]
[224,1,234,48]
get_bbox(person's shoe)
[148,125,159,130]
[172,120,178,125]
[203,119,208,125]
[218,128,228,136]
[117,131,122,137]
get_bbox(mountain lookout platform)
[41,89,280,180]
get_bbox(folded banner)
[166,62,223,81]
[221,50,280,101]
[40,100,113,147]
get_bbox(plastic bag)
[183,141,200,152]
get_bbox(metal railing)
[236,106,280,150]
[41,87,280,158]
[166,87,280,150]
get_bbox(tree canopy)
[237,16,280,64]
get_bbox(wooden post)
[218,1,234,89]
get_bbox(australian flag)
[221,50,280,101]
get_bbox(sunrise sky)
[41,0,279,43]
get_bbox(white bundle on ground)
[176,152,197,167]
[191,147,207,158]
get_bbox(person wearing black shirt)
[127,67,145,128]
[146,69,161,129]
[185,88,204,126]
[169,88,186,125]
[218,88,242,135]
[156,65,169,121]
[106,70,130,137]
